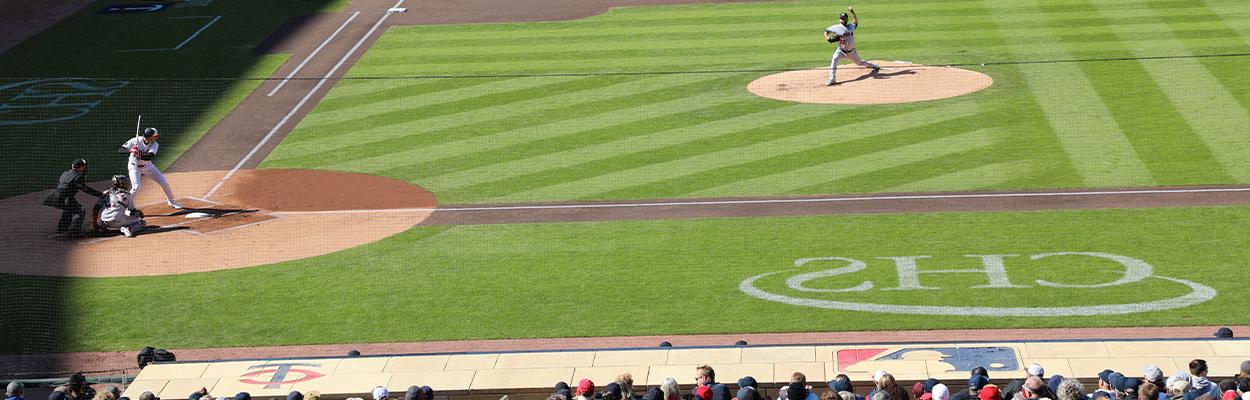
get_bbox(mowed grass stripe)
[333,85,739,174]
[269,75,597,161]
[1090,0,1245,182]
[1101,0,1250,182]
[1046,1,1228,184]
[298,76,584,131]
[311,77,504,116]
[696,129,998,196]
[367,23,1237,59]
[273,75,680,161]
[510,103,979,202]
[422,104,828,193]
[884,161,1037,193]
[987,0,1153,187]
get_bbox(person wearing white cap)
[1004,364,1046,400]
[372,387,389,400]
[932,384,951,400]
[1143,365,1166,399]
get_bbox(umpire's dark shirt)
[48,170,104,205]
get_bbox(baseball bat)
[135,115,142,137]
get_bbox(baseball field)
[3,0,1250,357]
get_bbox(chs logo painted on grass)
[0,79,129,126]
[740,252,1216,316]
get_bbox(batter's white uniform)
[99,188,146,233]
[121,136,179,207]
[826,22,879,85]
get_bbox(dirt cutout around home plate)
[1,169,436,277]
[748,61,993,104]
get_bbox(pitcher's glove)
[828,36,841,43]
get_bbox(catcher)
[824,5,880,86]
[99,175,147,237]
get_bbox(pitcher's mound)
[747,61,993,105]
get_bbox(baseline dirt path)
[422,186,1250,225]
[3,325,1244,378]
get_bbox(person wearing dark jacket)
[43,159,104,237]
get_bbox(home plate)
[185,212,212,219]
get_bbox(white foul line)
[265,187,1250,216]
[173,15,222,50]
[267,11,361,97]
[116,15,221,52]
[204,0,405,200]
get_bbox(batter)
[824,6,880,86]
[119,127,182,209]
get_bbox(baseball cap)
[1143,366,1164,382]
[978,385,1001,400]
[1222,391,1237,400]
[1090,392,1113,400]
[140,392,159,400]
[189,393,206,400]
[1027,364,1045,377]
[1109,372,1126,391]
[605,383,622,399]
[1122,378,1142,396]
[969,375,990,390]
[1240,392,1250,400]
[872,371,888,384]
[932,384,950,400]
[233,393,250,400]
[1241,360,1250,374]
[924,379,941,393]
[288,392,304,400]
[739,377,758,390]
[372,386,389,400]
[1099,370,1115,384]
[578,380,596,396]
[972,367,990,379]
[831,377,853,393]
[913,382,926,399]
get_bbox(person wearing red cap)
[576,379,596,400]
[978,385,1001,400]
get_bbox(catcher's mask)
[112,175,131,191]
[71,158,87,170]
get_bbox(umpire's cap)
[143,127,159,139]
[71,158,88,169]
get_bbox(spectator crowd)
[6,359,1250,400]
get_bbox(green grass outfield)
[263,0,1250,204]
[6,0,1250,354]
[0,0,348,198]
[6,205,1249,352]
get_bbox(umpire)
[42,158,105,238]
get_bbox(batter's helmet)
[112,175,131,191]
[143,127,159,138]
[71,158,87,169]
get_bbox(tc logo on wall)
[740,252,1216,316]
[239,363,326,389]
[837,346,1020,374]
